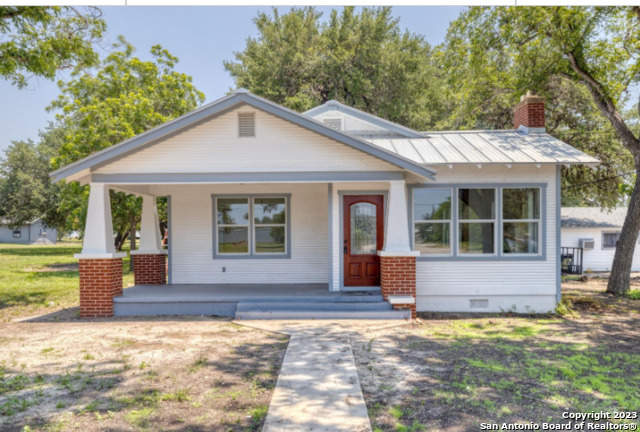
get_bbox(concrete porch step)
[236,301,393,312]
[235,310,410,320]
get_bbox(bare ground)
[0,316,288,431]
[351,278,640,432]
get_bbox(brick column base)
[79,258,123,318]
[380,255,417,318]
[133,254,167,285]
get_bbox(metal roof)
[364,129,600,166]
[561,207,628,228]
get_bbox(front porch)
[114,283,410,319]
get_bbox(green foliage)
[0,7,105,88]
[49,37,204,241]
[628,290,640,300]
[225,6,446,130]
[438,7,640,208]
[0,129,65,232]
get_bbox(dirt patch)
[25,263,79,273]
[351,279,640,431]
[0,318,288,431]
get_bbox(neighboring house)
[561,207,640,272]
[0,219,56,245]
[51,90,599,319]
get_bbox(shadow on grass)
[1,328,288,432]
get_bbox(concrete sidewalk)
[238,320,407,432]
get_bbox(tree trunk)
[129,214,136,271]
[607,165,640,295]
[114,231,129,251]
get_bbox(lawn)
[353,278,640,431]
[0,242,134,321]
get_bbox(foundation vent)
[469,299,489,309]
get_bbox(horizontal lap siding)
[94,107,398,174]
[561,227,640,272]
[416,165,557,312]
[168,183,328,284]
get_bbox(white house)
[0,219,56,245]
[561,207,640,272]
[50,90,599,319]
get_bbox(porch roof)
[50,90,437,184]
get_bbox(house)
[0,219,56,245]
[50,90,599,319]
[561,207,640,272]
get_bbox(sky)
[0,6,463,154]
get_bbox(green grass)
[628,290,640,300]
[0,242,134,320]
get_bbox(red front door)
[343,195,384,287]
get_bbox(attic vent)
[324,118,342,130]
[469,299,489,309]
[238,113,255,137]
[579,239,595,250]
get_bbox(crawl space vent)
[469,299,489,309]
[238,113,255,137]
[323,118,342,130]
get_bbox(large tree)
[440,7,640,295]
[0,6,104,88]
[225,6,446,130]
[50,37,205,250]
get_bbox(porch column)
[378,180,419,318]
[131,195,167,285]
[74,183,126,318]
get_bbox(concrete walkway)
[238,320,407,432]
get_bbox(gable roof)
[364,130,600,166]
[562,207,628,228]
[304,100,425,139]
[50,90,437,182]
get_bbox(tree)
[225,6,446,130]
[0,6,105,88]
[0,127,65,234]
[440,7,640,295]
[50,37,205,250]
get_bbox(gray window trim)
[167,195,172,283]
[212,193,291,259]
[408,183,547,261]
[601,230,621,250]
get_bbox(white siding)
[415,164,558,313]
[165,183,328,284]
[561,227,640,272]
[94,107,399,175]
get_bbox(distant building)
[561,207,640,272]
[0,219,57,245]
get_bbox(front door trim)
[337,190,389,291]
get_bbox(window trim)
[601,231,620,250]
[411,187,453,257]
[212,194,291,259]
[408,183,547,261]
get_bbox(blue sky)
[0,6,463,154]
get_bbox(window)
[12,229,21,239]
[413,188,452,255]
[238,112,255,137]
[502,188,540,254]
[410,184,544,259]
[458,188,496,255]
[602,232,620,249]
[214,195,289,258]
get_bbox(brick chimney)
[513,91,545,132]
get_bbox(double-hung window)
[413,188,452,255]
[411,185,543,259]
[458,188,496,255]
[214,195,289,258]
[502,188,540,254]
[602,232,620,249]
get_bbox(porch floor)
[115,283,381,303]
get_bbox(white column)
[379,180,419,257]
[131,194,166,255]
[75,183,126,259]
